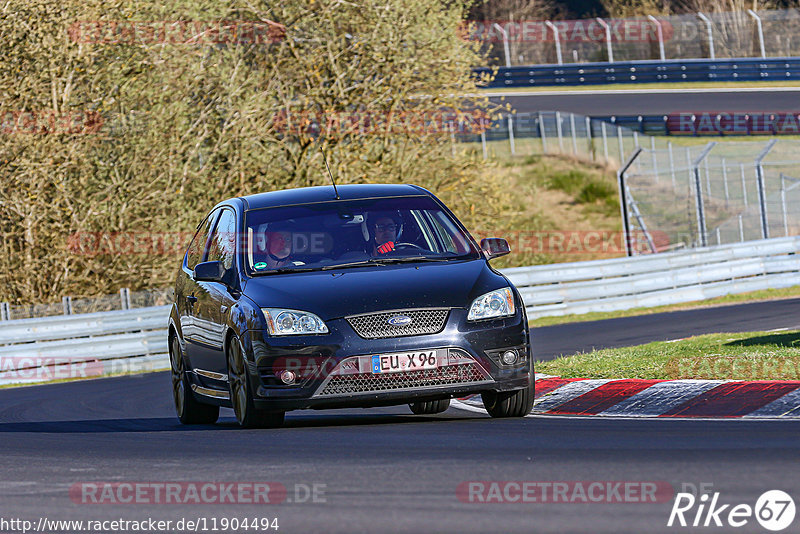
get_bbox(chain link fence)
[474,8,800,66]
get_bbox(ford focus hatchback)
[169,184,533,428]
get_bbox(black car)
[168,184,533,428]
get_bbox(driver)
[255,221,294,269]
[366,211,402,255]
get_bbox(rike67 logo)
[668,490,796,531]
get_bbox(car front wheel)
[170,335,219,425]
[481,380,535,418]
[227,337,285,429]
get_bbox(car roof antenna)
[320,146,340,200]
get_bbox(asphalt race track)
[489,87,800,116]
[1,299,800,533]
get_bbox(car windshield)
[243,196,480,274]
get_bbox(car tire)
[227,337,285,429]
[170,335,220,425]
[409,399,450,415]
[481,380,535,418]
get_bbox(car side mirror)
[193,260,225,283]
[480,238,510,260]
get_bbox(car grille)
[346,308,449,339]
[315,363,489,397]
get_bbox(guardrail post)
[537,112,548,154]
[668,141,676,188]
[491,23,511,68]
[0,302,9,321]
[755,139,777,239]
[120,288,131,310]
[507,114,516,156]
[596,18,614,63]
[618,147,644,256]
[62,296,73,316]
[556,111,564,152]
[747,10,766,59]
[692,142,717,247]
[697,13,715,60]
[545,21,563,65]
[569,113,578,154]
[647,15,666,61]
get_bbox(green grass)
[481,80,800,93]
[530,285,800,327]
[537,330,800,380]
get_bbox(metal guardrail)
[0,305,170,386]
[475,57,800,87]
[505,236,800,319]
[2,236,799,384]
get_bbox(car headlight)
[467,287,515,321]
[262,308,329,335]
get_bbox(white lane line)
[601,380,727,417]
[450,399,488,415]
[766,327,790,333]
[744,387,800,418]
[480,86,800,97]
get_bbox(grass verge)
[529,285,800,327]
[537,330,800,380]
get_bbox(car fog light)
[501,350,518,365]
[279,370,297,385]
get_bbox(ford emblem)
[387,315,413,327]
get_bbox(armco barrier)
[505,236,800,319]
[0,306,170,386]
[475,57,800,87]
[2,236,799,385]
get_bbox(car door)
[192,207,238,375]
[179,209,220,371]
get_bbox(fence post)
[722,159,729,207]
[650,136,659,183]
[596,18,614,62]
[569,113,578,154]
[781,174,789,236]
[740,163,748,207]
[507,114,516,157]
[491,23,511,67]
[755,139,777,239]
[617,125,624,165]
[449,121,456,156]
[739,214,745,242]
[0,302,9,321]
[556,111,564,152]
[692,142,717,247]
[120,288,132,310]
[618,147,644,256]
[537,112,548,154]
[704,157,711,197]
[585,116,593,160]
[480,128,488,160]
[601,121,609,162]
[62,296,73,316]
[697,12,715,60]
[545,21,563,65]
[747,10,766,59]
[647,15,666,61]
[668,141,676,188]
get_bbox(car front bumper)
[242,308,531,411]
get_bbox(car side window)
[206,208,237,271]
[185,211,217,269]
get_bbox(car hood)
[242,260,506,319]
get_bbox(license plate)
[371,351,438,374]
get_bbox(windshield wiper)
[320,256,450,270]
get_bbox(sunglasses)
[374,224,398,231]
